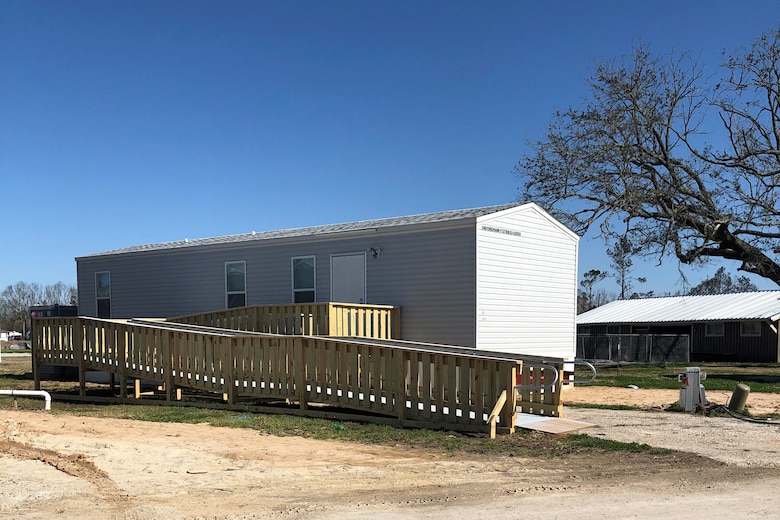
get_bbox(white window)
[96,271,111,318]
[225,261,246,308]
[705,322,724,337]
[292,256,316,303]
[740,321,761,337]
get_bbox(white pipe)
[0,389,52,411]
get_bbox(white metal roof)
[576,291,780,325]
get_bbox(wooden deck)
[168,302,401,339]
[31,305,565,436]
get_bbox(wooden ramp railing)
[33,317,545,435]
[344,337,566,418]
[168,303,401,340]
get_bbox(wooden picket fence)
[31,317,562,435]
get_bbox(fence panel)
[577,334,690,363]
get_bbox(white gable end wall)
[475,204,578,359]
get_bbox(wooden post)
[32,321,41,391]
[392,308,401,339]
[76,320,86,397]
[552,362,564,417]
[225,337,237,405]
[118,328,128,398]
[327,303,338,336]
[296,337,308,411]
[396,349,407,424]
[497,361,520,435]
[164,330,174,402]
[487,390,507,439]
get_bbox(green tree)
[516,27,780,286]
[606,236,649,299]
[688,267,758,295]
[578,269,608,312]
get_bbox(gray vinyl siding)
[367,226,477,347]
[78,248,253,318]
[76,224,478,345]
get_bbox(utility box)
[30,304,78,318]
[679,367,707,412]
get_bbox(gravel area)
[566,407,780,467]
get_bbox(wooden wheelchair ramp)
[32,316,569,436]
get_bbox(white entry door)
[331,253,366,303]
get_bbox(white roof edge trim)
[477,202,579,241]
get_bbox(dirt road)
[3,385,780,520]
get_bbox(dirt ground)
[2,386,780,519]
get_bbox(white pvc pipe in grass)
[0,389,51,411]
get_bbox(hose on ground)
[706,404,780,426]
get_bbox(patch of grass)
[58,404,237,424]
[51,403,479,452]
[566,434,671,454]
[24,401,668,458]
[665,401,684,413]
[578,363,780,393]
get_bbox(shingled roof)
[79,202,522,258]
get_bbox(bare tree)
[0,281,76,337]
[516,27,780,286]
[43,281,77,306]
[0,282,42,336]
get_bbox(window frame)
[225,261,247,309]
[740,321,762,337]
[291,255,316,303]
[705,322,724,337]
[95,271,111,318]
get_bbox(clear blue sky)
[2,1,779,297]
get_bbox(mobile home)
[76,203,579,359]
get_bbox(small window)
[96,271,111,318]
[705,322,724,337]
[225,261,246,308]
[740,321,761,337]
[292,256,316,303]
